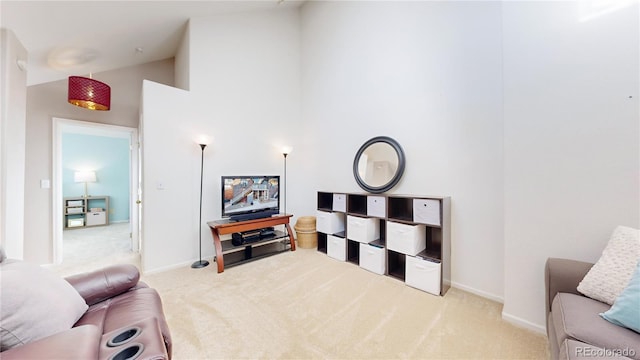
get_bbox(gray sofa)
[545,258,640,360]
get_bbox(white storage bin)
[66,207,83,214]
[367,196,386,218]
[413,199,441,226]
[316,211,345,234]
[332,193,347,212]
[86,211,106,226]
[67,218,84,228]
[405,255,441,295]
[359,243,385,275]
[386,221,426,256]
[67,200,84,207]
[327,235,346,261]
[347,215,380,243]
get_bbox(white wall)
[0,29,28,259]
[141,8,301,272]
[141,80,198,271]
[301,1,505,300]
[502,1,639,331]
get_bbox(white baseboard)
[451,281,504,303]
[501,311,547,334]
[110,220,130,224]
[450,282,546,334]
[143,259,202,275]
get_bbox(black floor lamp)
[282,146,292,215]
[192,137,211,269]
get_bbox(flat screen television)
[221,176,280,222]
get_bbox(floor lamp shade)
[68,76,111,111]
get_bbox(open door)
[53,117,140,264]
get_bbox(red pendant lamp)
[68,75,111,111]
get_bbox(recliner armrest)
[0,325,100,360]
[65,264,140,306]
[545,258,594,314]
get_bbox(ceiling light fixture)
[68,75,111,111]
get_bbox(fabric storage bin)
[86,212,106,226]
[359,243,385,275]
[67,218,84,227]
[327,235,346,261]
[67,200,84,207]
[386,221,426,256]
[347,215,380,243]
[367,196,386,218]
[405,256,441,295]
[66,207,83,214]
[316,211,345,234]
[332,193,347,212]
[413,199,441,226]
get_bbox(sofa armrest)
[65,264,140,306]
[0,325,100,360]
[545,258,594,314]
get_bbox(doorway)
[52,118,140,269]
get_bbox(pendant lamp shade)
[68,76,111,111]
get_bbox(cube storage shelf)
[63,196,109,230]
[316,191,451,296]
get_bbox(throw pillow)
[0,259,89,351]
[577,226,640,305]
[600,261,640,333]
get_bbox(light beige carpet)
[142,248,549,359]
[53,223,138,277]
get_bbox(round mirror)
[353,136,405,194]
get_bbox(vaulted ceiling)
[1,1,303,86]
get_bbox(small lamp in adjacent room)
[74,171,96,198]
[281,146,292,215]
[192,135,212,269]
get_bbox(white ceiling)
[1,1,303,86]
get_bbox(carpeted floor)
[141,248,549,359]
[54,222,139,277]
[49,231,549,359]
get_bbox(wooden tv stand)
[207,214,296,273]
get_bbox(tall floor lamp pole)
[282,146,292,215]
[283,153,288,215]
[192,142,210,269]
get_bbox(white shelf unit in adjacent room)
[63,196,110,230]
[316,191,451,296]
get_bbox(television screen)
[222,176,280,220]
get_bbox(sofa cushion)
[552,292,640,360]
[559,339,634,360]
[65,264,141,306]
[577,226,640,305]
[601,261,640,333]
[0,260,89,351]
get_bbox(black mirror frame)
[353,136,406,194]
